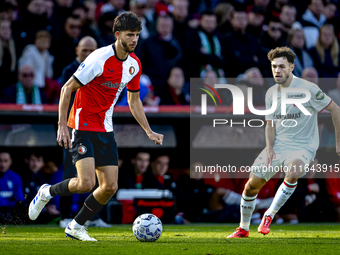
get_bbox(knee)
[79,179,96,193]
[103,182,118,197]
[245,181,260,196]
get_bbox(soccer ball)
[132,213,163,242]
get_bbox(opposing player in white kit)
[228,47,340,238]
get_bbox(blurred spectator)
[51,0,74,33]
[175,162,215,223]
[22,151,60,223]
[84,0,97,29]
[155,0,172,16]
[1,65,47,104]
[12,0,58,56]
[51,15,83,79]
[130,0,151,41]
[214,2,234,34]
[145,0,157,24]
[73,2,98,40]
[301,67,319,85]
[292,0,326,49]
[159,67,190,105]
[287,28,314,77]
[172,0,192,49]
[44,0,54,18]
[96,11,118,47]
[262,17,286,53]
[137,14,182,96]
[143,155,176,193]
[61,36,97,85]
[246,5,265,38]
[325,159,340,222]
[22,151,46,204]
[323,1,338,32]
[18,30,54,88]
[237,67,266,106]
[0,1,17,21]
[328,72,340,105]
[309,24,340,78]
[0,19,17,92]
[223,8,265,77]
[0,151,25,224]
[271,0,290,17]
[280,4,297,34]
[101,0,126,14]
[186,10,225,79]
[119,151,150,189]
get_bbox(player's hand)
[265,147,276,167]
[147,131,164,145]
[57,124,72,149]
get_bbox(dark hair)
[267,16,281,24]
[281,3,297,11]
[267,46,296,64]
[113,12,142,33]
[201,10,216,17]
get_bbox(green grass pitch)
[1,223,340,255]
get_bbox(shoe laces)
[264,216,271,227]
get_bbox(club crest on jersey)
[78,145,87,155]
[78,63,85,71]
[129,66,135,75]
[316,90,325,100]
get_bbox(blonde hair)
[0,19,16,72]
[315,24,339,67]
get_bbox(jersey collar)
[112,44,128,62]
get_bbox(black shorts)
[68,127,118,167]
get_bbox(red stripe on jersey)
[67,45,141,132]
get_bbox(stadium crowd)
[1,0,340,225]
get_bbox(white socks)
[43,186,53,200]
[70,219,83,229]
[240,192,257,231]
[265,180,297,219]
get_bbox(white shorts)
[251,148,315,181]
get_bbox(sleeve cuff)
[319,99,332,113]
[72,75,85,86]
[127,89,140,92]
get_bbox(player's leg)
[262,159,304,220]
[66,165,118,241]
[29,129,96,221]
[228,173,266,238]
[258,157,306,235]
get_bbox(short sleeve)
[127,57,141,92]
[308,84,332,112]
[73,51,103,86]
[265,87,275,120]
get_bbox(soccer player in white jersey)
[28,12,164,241]
[228,46,340,238]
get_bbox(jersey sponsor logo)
[108,68,114,72]
[129,66,135,75]
[7,180,13,189]
[274,112,302,120]
[101,81,127,89]
[78,145,87,155]
[288,94,304,98]
[78,63,85,71]
[316,90,325,100]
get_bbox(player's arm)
[325,101,340,156]
[57,77,81,149]
[265,120,276,166]
[128,91,163,145]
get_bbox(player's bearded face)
[120,31,139,53]
[272,58,292,84]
